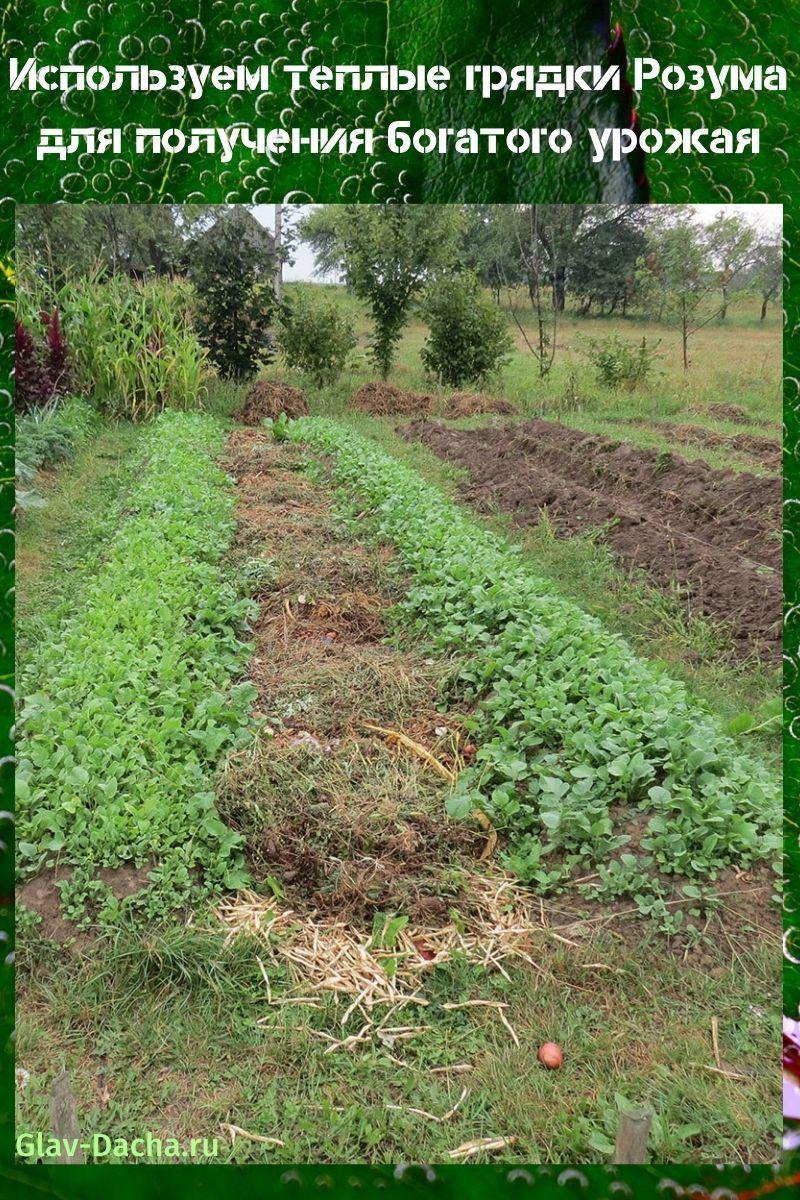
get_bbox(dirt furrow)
[403,418,781,661]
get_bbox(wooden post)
[48,1068,85,1164]
[613,1107,652,1164]
[274,203,284,304]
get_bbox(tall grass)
[17,267,208,421]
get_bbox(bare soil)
[234,380,309,424]
[403,417,781,661]
[18,864,153,944]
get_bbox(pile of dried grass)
[349,381,433,416]
[216,876,543,1023]
[234,380,309,425]
[445,393,516,418]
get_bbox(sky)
[251,202,783,283]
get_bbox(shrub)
[189,215,276,380]
[15,397,97,512]
[583,333,662,390]
[277,290,356,387]
[420,275,512,387]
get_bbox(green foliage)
[15,204,202,285]
[288,418,780,917]
[582,334,662,391]
[189,211,276,380]
[277,289,356,386]
[15,396,97,511]
[17,412,257,919]
[300,205,466,377]
[17,269,208,420]
[420,274,512,387]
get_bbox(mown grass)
[16,914,779,1164]
[15,420,142,662]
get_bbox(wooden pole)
[613,1108,652,1164]
[274,203,283,303]
[48,1068,85,1164]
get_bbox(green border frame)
[0,1,796,1193]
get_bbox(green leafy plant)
[582,333,662,390]
[189,213,276,380]
[277,289,356,387]
[17,412,257,920]
[15,396,97,511]
[420,273,513,387]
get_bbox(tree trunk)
[720,284,728,320]
[553,267,566,312]
[273,203,283,303]
[760,298,768,321]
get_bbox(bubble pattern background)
[0,0,797,1191]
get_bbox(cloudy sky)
[252,203,783,282]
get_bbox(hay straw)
[448,1136,518,1159]
[216,875,546,1028]
[220,1123,285,1147]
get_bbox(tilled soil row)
[625,419,780,473]
[403,418,781,661]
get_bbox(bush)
[583,333,662,390]
[420,275,512,387]
[189,215,276,381]
[277,290,356,387]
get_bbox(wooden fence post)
[48,1068,85,1164]
[613,1107,652,1164]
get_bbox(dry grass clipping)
[216,876,544,1024]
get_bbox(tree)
[277,289,356,387]
[638,215,717,371]
[751,237,782,322]
[460,206,526,303]
[569,213,648,316]
[420,273,513,386]
[16,205,203,285]
[300,205,465,377]
[188,210,276,380]
[705,211,756,320]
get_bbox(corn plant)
[17,264,208,420]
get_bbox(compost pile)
[349,381,433,416]
[234,380,309,424]
[444,393,516,418]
